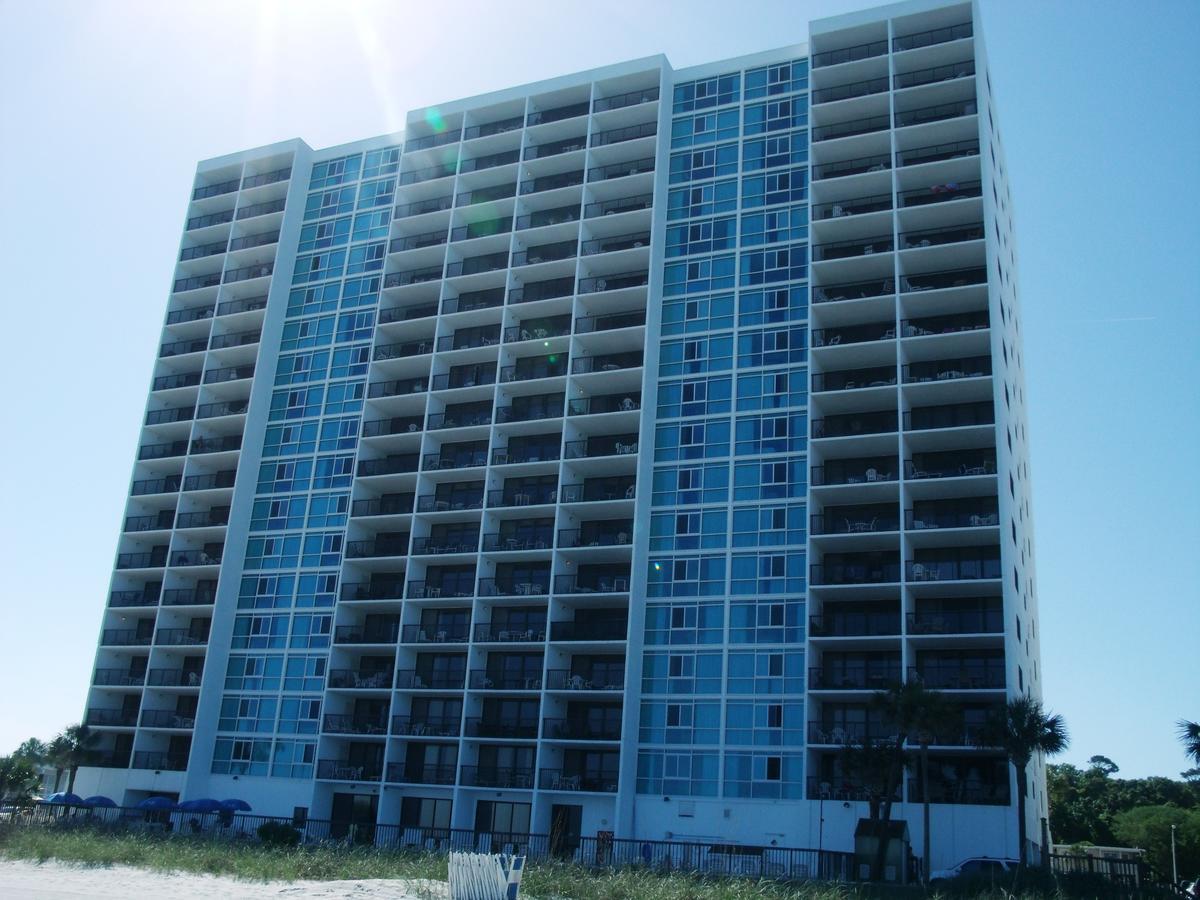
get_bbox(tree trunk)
[1016,764,1028,866]
[921,747,931,883]
[53,767,63,793]
[67,765,78,795]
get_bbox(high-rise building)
[76,0,1045,869]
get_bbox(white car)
[930,857,1019,882]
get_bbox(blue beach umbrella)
[219,798,252,812]
[136,796,176,810]
[45,792,84,805]
[83,796,117,807]
[178,798,223,813]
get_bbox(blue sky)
[0,0,1197,779]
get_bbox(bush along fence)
[6,802,855,883]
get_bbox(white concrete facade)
[74,0,1045,871]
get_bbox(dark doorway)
[330,792,378,843]
[549,803,582,858]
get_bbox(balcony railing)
[109,588,160,606]
[554,574,630,594]
[464,719,538,739]
[123,513,175,532]
[813,276,894,304]
[908,609,1003,635]
[545,670,625,691]
[812,366,896,392]
[809,664,901,690]
[390,230,448,253]
[523,135,587,160]
[519,170,585,195]
[477,577,550,597]
[901,222,985,250]
[548,620,627,641]
[897,139,980,168]
[161,587,216,606]
[323,713,389,735]
[812,38,888,68]
[391,715,460,737]
[812,114,891,143]
[415,494,485,513]
[130,477,181,496]
[406,129,462,151]
[426,409,492,428]
[192,178,239,201]
[810,562,901,585]
[385,265,444,288]
[159,338,208,358]
[812,193,892,220]
[394,195,453,218]
[203,364,255,384]
[895,98,977,129]
[463,115,524,140]
[512,240,577,267]
[809,613,901,637]
[361,416,423,438]
[443,287,506,315]
[115,552,166,570]
[386,763,456,785]
[318,759,383,781]
[908,663,1004,690]
[147,668,203,687]
[558,482,636,503]
[85,708,138,727]
[235,197,285,220]
[556,529,631,549]
[450,217,513,242]
[186,208,233,230]
[216,295,267,316]
[470,670,544,690]
[328,669,393,689]
[195,400,248,419]
[527,100,590,126]
[456,183,518,206]
[812,410,897,438]
[810,511,900,534]
[564,438,639,459]
[571,353,642,374]
[894,59,975,91]
[395,670,466,690]
[93,668,146,686]
[893,21,972,52]
[539,769,618,793]
[190,435,242,455]
[581,232,650,256]
[445,251,510,278]
[473,623,547,642]
[812,234,894,262]
[907,558,1002,581]
[901,266,987,293]
[375,339,433,360]
[400,624,470,644]
[588,156,655,182]
[411,535,478,556]
[567,394,640,415]
[812,75,889,105]
[172,272,221,293]
[368,377,428,398]
[514,206,580,232]
[338,582,405,602]
[508,276,575,304]
[594,85,659,112]
[227,229,280,252]
[140,709,196,729]
[399,162,458,185]
[503,321,570,343]
[182,470,236,491]
[812,321,896,348]
[333,623,400,644]
[906,454,997,480]
[590,121,656,146]
[424,450,488,470]
[131,751,188,771]
[481,533,552,552]
[179,242,225,263]
[151,372,201,391]
[459,766,536,788]
[542,718,622,741]
[584,194,653,219]
[904,401,994,431]
[345,538,411,559]
[155,628,210,646]
[490,446,560,466]
[902,310,989,337]
[241,166,291,189]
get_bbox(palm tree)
[0,755,41,804]
[872,681,957,882]
[980,697,1069,866]
[1177,720,1200,766]
[57,724,101,795]
[45,735,72,794]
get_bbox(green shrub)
[256,821,301,848]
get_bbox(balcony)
[897,139,980,168]
[416,493,484,513]
[906,452,996,480]
[495,397,565,423]
[431,370,496,391]
[85,708,138,727]
[155,628,209,646]
[147,668,203,688]
[151,372,201,391]
[385,265,443,288]
[812,75,889,105]
[515,206,580,233]
[590,121,656,146]
[338,581,405,602]
[443,287,506,315]
[574,309,645,333]
[406,129,461,151]
[173,272,221,293]
[588,156,655,182]
[203,364,255,384]
[812,321,895,347]
[491,446,560,466]
[183,471,236,492]
[115,551,166,570]
[356,455,420,479]
[519,170,585,195]
[400,624,470,644]
[368,377,428,399]
[350,496,415,518]
[460,766,535,789]
[584,194,653,219]
[539,769,618,793]
[345,536,411,559]
[216,295,267,316]
[481,533,552,553]
[809,664,901,690]
[509,276,575,304]
[902,311,987,337]
[542,718,622,741]
[812,410,897,439]
[567,394,640,415]
[131,751,188,771]
[905,401,994,432]
[559,481,636,503]
[392,715,461,737]
[190,435,242,455]
[907,557,1001,582]
[812,366,896,392]
[477,578,549,598]
[908,608,1003,635]
[500,358,568,383]
[814,277,895,306]
[161,587,216,606]
[241,166,291,189]
[399,162,458,185]
[328,669,393,690]
[528,99,590,126]
[451,217,514,242]
[395,195,453,218]
[376,339,433,360]
[124,512,175,533]
[362,416,423,438]
[908,778,1009,806]
[130,476,177,496]
[385,763,455,785]
[195,400,248,419]
[192,178,239,201]
[464,115,523,140]
[169,549,222,566]
[109,588,160,607]
[470,670,544,691]
[594,85,659,112]
[390,230,448,253]
[165,302,215,323]
[464,719,538,740]
[807,721,894,745]
[473,623,546,642]
[159,337,208,358]
[564,436,638,460]
[406,579,474,599]
[809,612,900,638]
[548,620,627,642]
[93,668,145,687]
[901,222,985,251]
[810,509,900,535]
[333,623,400,644]
[235,197,286,220]
[228,230,280,252]
[524,135,587,160]
[545,670,624,692]
[813,193,892,221]
[902,267,987,295]
[581,232,650,257]
[810,560,901,586]
[812,38,888,68]
[318,759,383,781]
[894,59,976,91]
[909,662,1004,691]
[813,234,895,262]
[898,180,982,209]
[412,535,477,555]
[456,183,518,206]
[571,352,642,374]
[140,709,196,729]
[554,574,630,595]
[812,114,891,143]
[424,449,487,470]
[512,240,577,267]
[186,208,233,230]
[895,98,977,129]
[323,713,389,735]
[893,21,972,52]
[395,670,466,690]
[556,528,631,549]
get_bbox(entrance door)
[330,792,378,843]
[549,803,582,858]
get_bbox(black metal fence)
[5,802,855,882]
